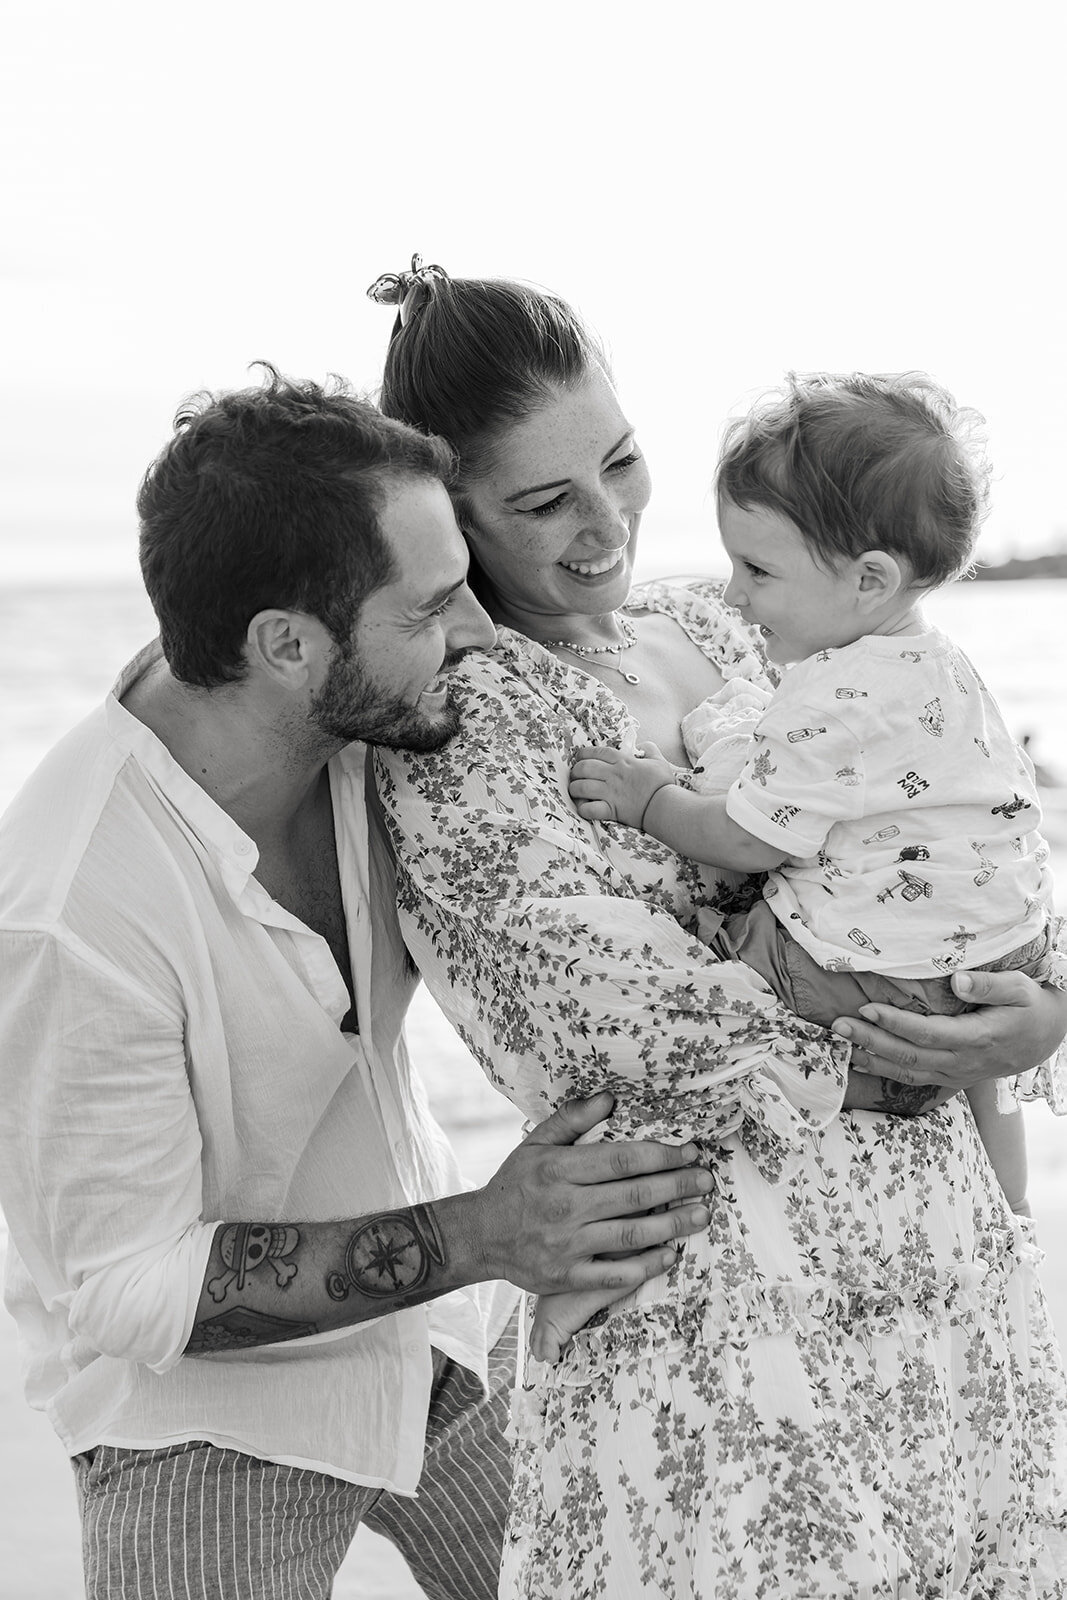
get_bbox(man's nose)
[448,585,497,653]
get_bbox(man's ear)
[853,550,905,612]
[246,610,325,689]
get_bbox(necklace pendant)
[623,670,641,685]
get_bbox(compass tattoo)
[327,1204,447,1302]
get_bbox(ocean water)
[3,573,1065,825]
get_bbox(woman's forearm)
[841,1071,957,1116]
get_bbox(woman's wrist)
[842,1071,956,1116]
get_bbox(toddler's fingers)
[570,758,615,783]
[575,799,615,822]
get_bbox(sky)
[3,0,1066,583]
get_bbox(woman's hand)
[832,969,1067,1090]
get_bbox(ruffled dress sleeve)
[1007,913,1067,1111]
[374,584,848,1185]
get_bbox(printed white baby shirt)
[725,629,1053,976]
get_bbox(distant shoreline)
[970,553,1067,581]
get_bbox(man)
[0,369,714,1600]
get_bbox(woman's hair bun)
[366,254,449,325]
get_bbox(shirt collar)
[104,640,368,904]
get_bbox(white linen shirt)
[0,642,514,1492]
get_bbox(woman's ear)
[853,550,905,612]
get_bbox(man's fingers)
[563,1246,685,1295]
[579,1164,713,1220]
[523,1091,616,1146]
[552,1136,704,1183]
[522,1102,704,1169]
[583,1201,711,1257]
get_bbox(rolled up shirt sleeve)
[0,928,218,1373]
[725,705,867,857]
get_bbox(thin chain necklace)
[542,611,641,685]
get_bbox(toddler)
[532,372,1054,1364]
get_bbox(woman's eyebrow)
[503,431,634,504]
[504,478,567,504]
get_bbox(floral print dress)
[373,580,1067,1598]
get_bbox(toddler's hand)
[569,743,676,829]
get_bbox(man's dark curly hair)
[138,363,455,686]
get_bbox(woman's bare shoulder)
[628,577,778,685]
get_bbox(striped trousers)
[73,1314,517,1600]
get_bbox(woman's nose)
[587,490,631,547]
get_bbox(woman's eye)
[526,493,566,518]
[609,450,642,473]
[746,563,768,580]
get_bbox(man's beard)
[309,646,463,753]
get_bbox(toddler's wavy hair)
[716,372,991,586]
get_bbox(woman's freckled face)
[459,367,652,626]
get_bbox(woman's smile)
[558,547,629,579]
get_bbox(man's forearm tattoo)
[187,1222,312,1353]
[186,1204,449,1356]
[327,1204,446,1301]
[187,1305,319,1353]
[207,1223,300,1301]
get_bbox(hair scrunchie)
[366,253,449,326]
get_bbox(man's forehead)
[372,476,468,607]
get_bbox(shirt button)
[406,1342,421,1357]
[394,1138,407,1159]
[234,840,252,855]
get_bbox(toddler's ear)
[854,550,904,609]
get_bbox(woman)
[367,262,1067,1596]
